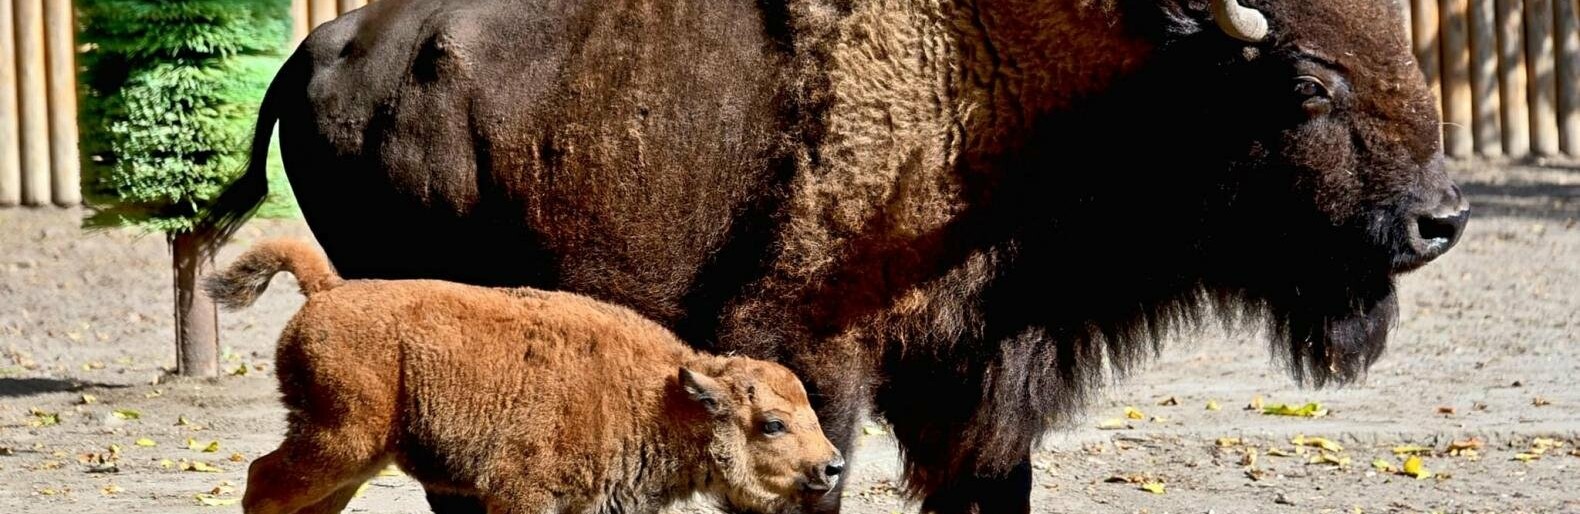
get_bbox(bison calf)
[205,239,843,514]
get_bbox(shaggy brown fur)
[206,239,842,514]
[203,1,1468,513]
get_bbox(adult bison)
[206,0,1468,513]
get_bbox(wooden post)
[0,0,22,206]
[15,0,50,206]
[44,0,78,206]
[1413,0,1443,122]
[1525,0,1561,156]
[310,0,338,30]
[1469,0,1503,156]
[1400,0,1414,46]
[292,0,310,45]
[172,230,220,377]
[1554,0,1580,155]
[1498,0,1532,157]
[1441,0,1473,158]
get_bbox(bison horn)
[1212,0,1269,43]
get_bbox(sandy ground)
[1,161,1577,514]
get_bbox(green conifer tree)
[77,0,295,376]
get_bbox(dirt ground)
[1,161,1577,514]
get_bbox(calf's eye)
[763,419,786,435]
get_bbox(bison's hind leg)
[242,428,392,514]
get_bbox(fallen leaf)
[1105,474,1146,484]
[1247,395,1265,411]
[1371,458,1397,473]
[29,408,60,427]
[135,438,156,447]
[1215,437,1243,447]
[78,394,97,405]
[1435,406,1455,415]
[1140,482,1165,494]
[1262,403,1328,418]
[1291,435,1344,452]
[1448,438,1483,452]
[182,461,223,473]
[111,409,141,421]
[377,465,403,477]
[176,416,191,426]
[101,483,124,495]
[1401,456,1432,479]
[1241,448,1258,467]
[1124,406,1145,420]
[1309,452,1350,467]
[1514,452,1538,462]
[1391,444,1433,456]
[1531,397,1551,407]
[228,453,246,463]
[1149,416,1169,423]
[862,424,887,436]
[201,441,220,453]
[1097,418,1130,430]
[159,459,175,469]
[196,495,239,506]
[1266,448,1295,458]
[1158,397,1179,406]
[229,364,248,376]
[1205,399,1222,411]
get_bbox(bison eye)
[762,419,787,435]
[1294,76,1329,98]
[1294,76,1332,116]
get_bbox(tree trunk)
[172,230,219,377]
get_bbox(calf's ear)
[679,367,727,415]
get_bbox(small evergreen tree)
[78,0,296,376]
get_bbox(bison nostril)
[1417,209,1468,244]
[824,462,844,478]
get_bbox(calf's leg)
[242,434,388,514]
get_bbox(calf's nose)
[823,456,845,480]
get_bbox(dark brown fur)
[206,240,841,514]
[204,2,1467,512]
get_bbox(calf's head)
[678,359,841,511]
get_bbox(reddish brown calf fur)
[205,239,840,514]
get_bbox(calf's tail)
[203,239,342,310]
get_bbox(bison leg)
[915,457,1033,514]
[876,372,1034,514]
[423,490,487,514]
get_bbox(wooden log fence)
[1,0,1577,208]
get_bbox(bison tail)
[196,50,307,253]
[203,239,343,310]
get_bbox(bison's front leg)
[876,369,1035,514]
[423,489,486,514]
[914,458,1033,514]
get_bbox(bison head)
[1015,0,1468,387]
[1177,0,1468,385]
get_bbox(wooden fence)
[0,1,1577,208]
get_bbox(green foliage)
[78,0,297,233]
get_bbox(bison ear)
[679,367,726,415]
